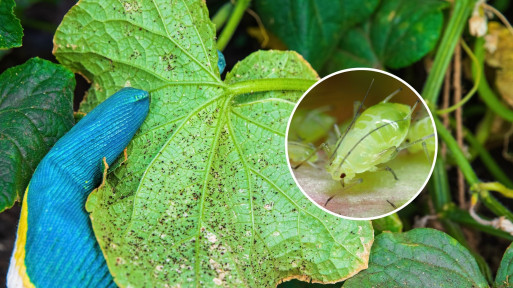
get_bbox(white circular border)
[285,68,439,221]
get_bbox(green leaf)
[0,0,23,48]
[372,213,403,235]
[496,243,513,288]
[323,0,447,73]
[54,0,374,286]
[0,57,75,212]
[343,228,488,288]
[254,0,379,70]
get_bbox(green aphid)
[288,107,335,167]
[324,80,434,205]
[405,116,436,155]
[288,107,335,143]
[288,141,319,166]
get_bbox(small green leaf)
[0,58,75,212]
[343,228,488,288]
[372,213,403,235]
[495,243,513,288]
[254,0,379,70]
[54,0,374,286]
[324,0,447,73]
[0,0,23,48]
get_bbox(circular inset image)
[286,68,438,220]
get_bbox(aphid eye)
[340,173,346,179]
[405,139,410,143]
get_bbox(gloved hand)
[6,87,150,288]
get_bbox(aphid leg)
[292,143,325,169]
[422,141,430,161]
[382,166,398,180]
[334,123,341,138]
[382,87,403,103]
[325,178,363,207]
[386,199,397,209]
[353,101,363,117]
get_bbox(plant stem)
[228,78,316,96]
[435,116,513,221]
[430,156,452,211]
[435,116,479,185]
[217,0,251,51]
[212,2,234,32]
[441,204,513,241]
[429,158,493,282]
[463,126,513,188]
[475,109,494,144]
[422,0,476,105]
[473,37,513,122]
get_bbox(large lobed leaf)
[324,0,447,73]
[0,57,75,212]
[254,0,379,70]
[54,0,374,287]
[343,228,488,288]
[0,0,23,48]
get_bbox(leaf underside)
[54,0,374,287]
[0,58,75,212]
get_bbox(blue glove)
[7,88,150,287]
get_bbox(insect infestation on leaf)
[287,70,437,218]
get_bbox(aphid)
[288,107,335,143]
[288,141,319,167]
[323,80,434,205]
[405,116,436,157]
[288,107,335,167]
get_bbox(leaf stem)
[212,2,234,32]
[430,155,452,211]
[228,78,316,96]
[473,37,513,122]
[217,0,251,51]
[422,0,475,105]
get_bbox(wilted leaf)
[485,21,513,108]
[254,0,379,70]
[0,0,23,48]
[343,228,488,288]
[324,0,447,73]
[0,57,75,212]
[54,0,374,286]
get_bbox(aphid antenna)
[382,87,403,103]
[336,117,410,172]
[399,133,435,152]
[329,79,374,163]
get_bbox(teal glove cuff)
[7,88,149,288]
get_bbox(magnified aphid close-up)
[286,69,438,219]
